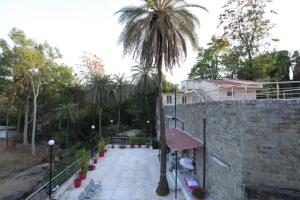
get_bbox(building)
[163,79,263,105]
[159,100,300,200]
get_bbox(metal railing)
[25,144,99,200]
[106,136,152,145]
[201,81,300,102]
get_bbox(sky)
[0,0,299,84]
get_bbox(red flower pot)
[130,144,135,149]
[138,144,142,148]
[93,159,97,164]
[88,165,95,171]
[99,151,105,157]
[79,172,87,180]
[74,179,81,188]
[111,144,115,149]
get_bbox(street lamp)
[48,139,55,200]
[146,120,150,144]
[91,125,95,159]
[110,120,113,144]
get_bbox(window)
[182,96,187,104]
[227,91,235,96]
[167,95,172,104]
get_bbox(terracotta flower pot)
[74,178,81,188]
[111,144,115,149]
[138,144,142,148]
[130,144,135,149]
[79,172,87,180]
[99,151,105,157]
[93,159,97,164]
[88,165,95,171]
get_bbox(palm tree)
[113,73,129,134]
[131,64,156,134]
[86,74,113,140]
[116,0,206,195]
[55,103,78,149]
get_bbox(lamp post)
[110,120,113,144]
[48,139,55,200]
[175,149,178,200]
[146,120,150,144]
[91,125,95,158]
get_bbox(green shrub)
[75,149,89,173]
[129,136,135,144]
[192,188,205,198]
[98,142,105,152]
[152,139,160,149]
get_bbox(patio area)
[54,147,184,200]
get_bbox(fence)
[202,81,300,102]
[106,136,152,145]
[25,145,99,200]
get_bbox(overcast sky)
[0,0,299,84]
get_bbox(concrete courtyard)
[55,147,184,200]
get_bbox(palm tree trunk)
[156,38,170,196]
[117,101,121,134]
[31,95,37,155]
[66,119,69,150]
[99,107,102,141]
[23,95,29,145]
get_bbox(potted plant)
[88,164,95,171]
[129,136,135,149]
[76,149,89,180]
[145,138,150,148]
[119,144,126,149]
[111,143,115,149]
[74,177,81,188]
[98,142,105,157]
[103,140,108,152]
[192,188,206,200]
[93,158,98,164]
[151,139,160,149]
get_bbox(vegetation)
[116,0,206,195]
[75,148,89,173]
[192,188,205,198]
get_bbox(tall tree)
[86,74,113,140]
[55,103,78,149]
[189,36,229,80]
[116,0,206,195]
[219,0,275,80]
[131,65,155,130]
[113,73,129,134]
[292,51,300,81]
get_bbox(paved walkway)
[55,147,184,200]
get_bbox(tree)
[189,36,229,80]
[55,103,78,149]
[113,73,130,134]
[5,28,63,155]
[116,0,206,195]
[219,0,275,80]
[131,64,156,130]
[292,51,300,81]
[86,74,113,140]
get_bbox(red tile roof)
[166,128,203,152]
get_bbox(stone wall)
[164,100,300,200]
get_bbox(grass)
[0,155,15,168]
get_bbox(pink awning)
[166,128,203,152]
